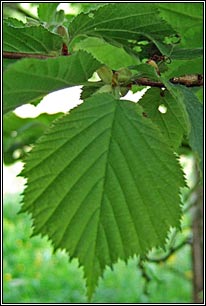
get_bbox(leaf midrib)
[93,98,118,266]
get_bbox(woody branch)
[3,51,203,87]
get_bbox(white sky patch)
[3,162,25,195]
[57,3,78,14]
[14,86,148,119]
[158,104,167,114]
[14,86,83,118]
[123,87,149,102]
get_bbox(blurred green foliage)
[3,193,192,303]
[3,112,63,165]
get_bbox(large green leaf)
[3,23,62,54]
[69,4,175,52]
[139,88,188,149]
[21,93,185,299]
[73,37,139,70]
[3,51,101,113]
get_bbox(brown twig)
[3,49,71,60]
[132,78,163,88]
[132,74,203,88]
[3,51,57,60]
[3,51,203,88]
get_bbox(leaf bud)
[146,59,160,75]
[97,66,113,84]
[120,86,129,97]
[94,84,112,95]
[116,68,132,83]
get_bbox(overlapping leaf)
[68,4,175,53]
[3,23,62,54]
[21,93,185,299]
[3,51,102,113]
[139,88,188,149]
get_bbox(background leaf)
[21,93,185,299]
[170,48,203,60]
[3,112,63,165]
[163,80,203,172]
[3,51,102,113]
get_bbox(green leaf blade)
[3,23,62,54]
[69,4,175,52]
[139,88,188,149]
[73,37,139,70]
[21,93,184,299]
[38,3,59,23]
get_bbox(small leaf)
[177,86,203,172]
[21,93,185,299]
[162,80,203,172]
[74,37,139,70]
[132,63,160,81]
[97,65,113,84]
[139,88,189,149]
[38,3,59,24]
[80,84,102,100]
[3,51,102,113]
